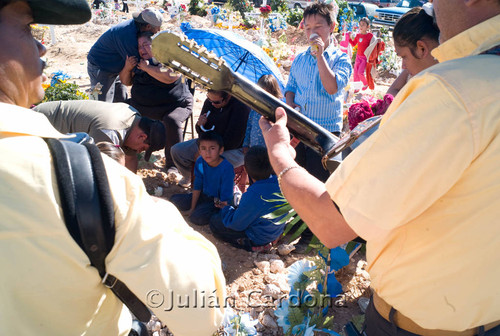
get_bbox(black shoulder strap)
[45,138,152,323]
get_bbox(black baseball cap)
[26,0,91,25]
[138,117,166,162]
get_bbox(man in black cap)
[34,100,166,172]
[87,7,163,102]
[0,0,226,335]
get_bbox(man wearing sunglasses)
[170,90,250,187]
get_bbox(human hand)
[197,113,208,127]
[124,56,137,71]
[259,107,296,166]
[181,208,193,216]
[214,200,227,209]
[137,59,150,72]
[309,33,324,56]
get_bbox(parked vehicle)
[347,0,398,8]
[287,0,314,9]
[378,0,400,7]
[372,0,426,27]
[348,2,379,21]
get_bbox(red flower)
[348,101,373,130]
[259,5,271,14]
[371,94,394,116]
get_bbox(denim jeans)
[209,212,250,250]
[87,61,127,103]
[170,192,219,226]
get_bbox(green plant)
[264,193,322,252]
[286,7,303,27]
[41,80,88,103]
[228,0,253,19]
[188,0,207,16]
[270,0,287,13]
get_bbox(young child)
[286,2,352,182]
[114,0,120,10]
[209,146,286,252]
[349,17,373,91]
[96,141,125,166]
[242,74,283,151]
[170,131,235,226]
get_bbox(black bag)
[44,135,152,323]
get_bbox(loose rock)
[277,244,295,255]
[270,259,285,273]
[254,260,270,273]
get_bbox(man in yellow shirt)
[261,0,500,334]
[0,0,225,335]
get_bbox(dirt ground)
[41,5,397,334]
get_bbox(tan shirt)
[0,104,226,335]
[326,15,500,331]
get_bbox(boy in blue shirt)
[209,146,286,251]
[170,131,234,226]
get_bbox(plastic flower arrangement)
[274,248,349,335]
[259,5,272,18]
[222,307,258,336]
[348,94,394,130]
[268,13,287,32]
[336,0,354,32]
[180,21,192,32]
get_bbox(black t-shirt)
[130,61,192,108]
[195,97,250,150]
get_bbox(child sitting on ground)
[170,131,234,226]
[209,146,286,251]
[349,17,373,91]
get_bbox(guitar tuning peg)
[206,52,216,59]
[218,58,224,67]
[179,34,185,42]
[181,76,185,84]
[189,40,195,49]
[198,46,207,54]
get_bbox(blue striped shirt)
[286,44,352,132]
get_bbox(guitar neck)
[229,73,339,156]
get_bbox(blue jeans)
[209,212,251,250]
[170,192,219,226]
[87,61,127,102]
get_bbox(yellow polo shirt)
[326,15,500,331]
[0,104,226,335]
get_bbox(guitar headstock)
[152,30,234,92]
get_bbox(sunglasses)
[207,96,225,105]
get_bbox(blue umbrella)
[180,27,286,94]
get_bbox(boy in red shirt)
[349,17,373,91]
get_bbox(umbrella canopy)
[181,28,286,94]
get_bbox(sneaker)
[251,243,272,253]
[178,177,191,188]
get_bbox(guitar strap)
[44,137,152,323]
